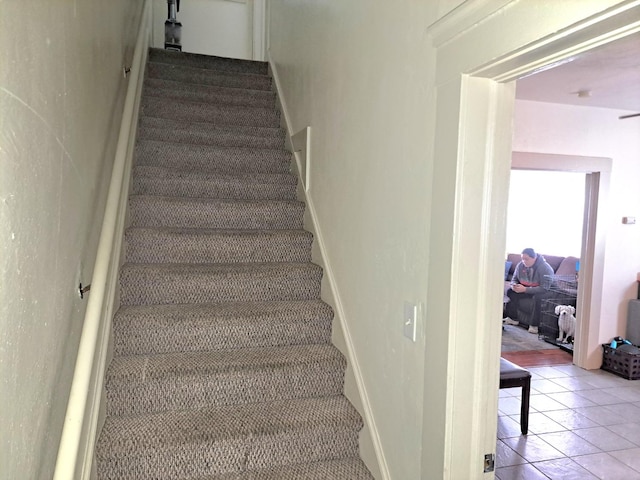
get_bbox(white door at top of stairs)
[151,0,258,60]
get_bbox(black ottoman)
[499,358,531,435]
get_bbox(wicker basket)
[601,344,640,380]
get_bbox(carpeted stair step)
[141,96,279,127]
[95,395,363,480]
[112,300,334,356]
[149,48,269,76]
[132,167,297,200]
[128,196,305,229]
[195,458,374,480]
[105,344,346,416]
[143,77,276,108]
[134,140,291,174]
[119,262,323,306]
[137,116,285,150]
[125,228,312,264]
[146,62,272,91]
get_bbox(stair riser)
[119,267,322,305]
[141,99,279,128]
[125,232,312,264]
[138,115,284,139]
[134,142,292,174]
[146,63,272,91]
[137,125,285,150]
[132,176,297,200]
[144,85,276,109]
[209,458,374,480]
[106,361,346,416]
[128,199,305,230]
[144,77,274,98]
[96,429,360,479]
[133,157,290,176]
[113,321,332,356]
[149,49,269,76]
[112,301,334,356]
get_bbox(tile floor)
[497,363,640,479]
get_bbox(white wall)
[0,1,144,477]
[513,100,640,343]
[268,2,439,478]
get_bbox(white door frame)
[424,2,640,478]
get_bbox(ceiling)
[515,32,640,115]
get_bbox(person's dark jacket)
[510,255,554,295]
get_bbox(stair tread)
[144,77,276,97]
[126,226,310,236]
[148,48,269,75]
[107,343,344,382]
[124,227,312,264]
[146,61,272,82]
[112,300,334,355]
[96,395,362,455]
[115,299,332,319]
[142,95,278,115]
[137,137,289,152]
[195,458,373,480]
[134,139,292,174]
[128,196,305,230]
[137,120,285,150]
[125,227,311,243]
[146,63,272,92]
[140,96,279,127]
[138,115,284,138]
[121,261,321,274]
[119,262,322,306]
[133,166,296,183]
[143,84,275,109]
[129,195,304,207]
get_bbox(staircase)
[94,49,374,479]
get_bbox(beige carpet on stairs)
[94,48,374,480]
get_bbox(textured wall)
[0,1,144,478]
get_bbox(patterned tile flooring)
[497,357,640,479]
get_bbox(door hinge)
[483,453,495,473]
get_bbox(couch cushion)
[541,254,565,272]
[556,256,580,276]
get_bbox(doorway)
[508,153,611,369]
[425,4,640,478]
[151,0,266,60]
[502,169,585,361]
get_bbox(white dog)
[555,305,576,343]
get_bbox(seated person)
[503,248,554,334]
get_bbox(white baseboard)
[52,3,151,479]
[267,50,389,480]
